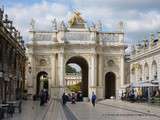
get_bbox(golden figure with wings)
[69,11,85,27]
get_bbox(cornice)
[130,46,160,62]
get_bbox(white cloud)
[4,0,160,43]
[5,1,70,41]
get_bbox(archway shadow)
[105,72,116,99]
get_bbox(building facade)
[129,33,160,90]
[26,12,126,99]
[0,8,26,103]
[65,73,82,86]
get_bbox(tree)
[67,82,81,92]
[65,64,77,73]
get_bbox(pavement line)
[63,105,78,120]
[41,99,54,120]
[99,103,160,118]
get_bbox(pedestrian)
[62,93,67,105]
[91,92,96,107]
[40,89,45,106]
[71,93,76,104]
[44,88,49,103]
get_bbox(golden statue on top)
[68,11,85,28]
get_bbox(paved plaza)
[67,100,160,120]
[4,99,160,120]
[6,99,67,120]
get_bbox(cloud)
[5,1,70,41]
[73,0,160,43]
[3,0,160,44]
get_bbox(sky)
[1,0,160,45]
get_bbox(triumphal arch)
[26,12,126,99]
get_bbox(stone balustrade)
[99,32,124,43]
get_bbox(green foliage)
[65,64,77,73]
[43,80,48,89]
[67,82,81,92]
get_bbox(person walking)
[40,89,45,106]
[91,92,96,107]
[71,93,76,104]
[62,93,67,105]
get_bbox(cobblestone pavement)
[4,99,67,120]
[67,100,160,120]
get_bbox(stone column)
[30,54,36,95]
[119,55,124,99]
[120,55,124,87]
[50,54,56,98]
[149,60,152,82]
[57,52,64,98]
[27,55,34,95]
[51,54,56,86]
[97,54,104,99]
[89,54,97,99]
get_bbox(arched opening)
[151,60,157,80]
[65,56,88,97]
[105,72,116,99]
[36,71,48,96]
[144,63,149,81]
[137,65,142,81]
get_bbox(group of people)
[62,92,79,105]
[39,88,49,106]
[121,87,160,102]
[38,89,97,107]
[62,91,97,107]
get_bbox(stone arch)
[144,63,149,81]
[65,56,89,97]
[151,60,157,80]
[36,71,48,95]
[105,72,116,99]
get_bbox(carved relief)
[39,59,47,66]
